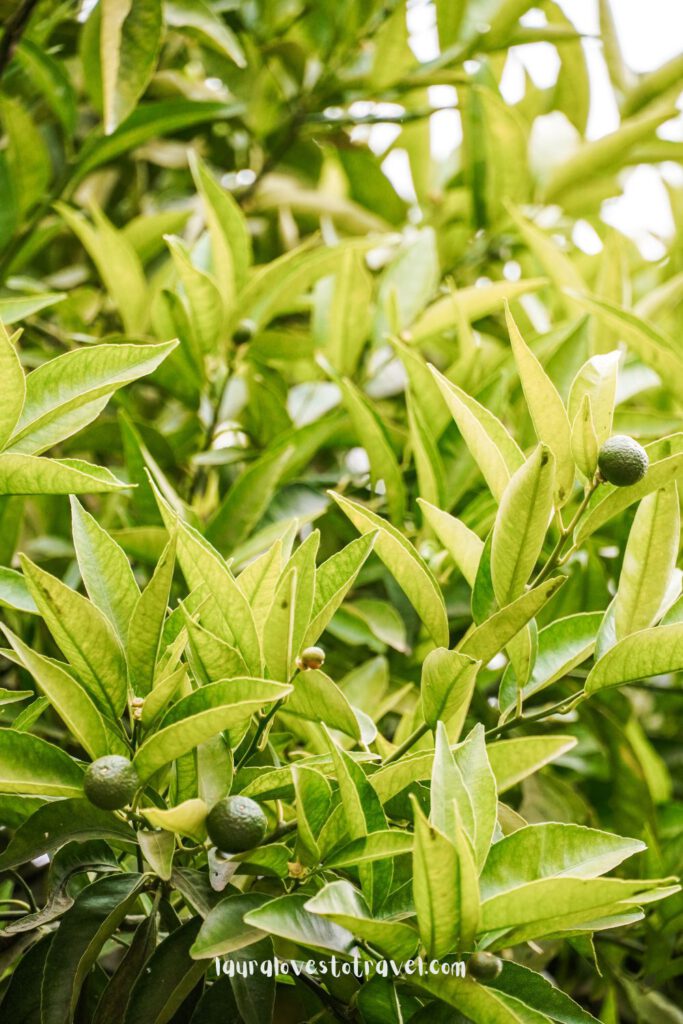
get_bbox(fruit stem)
[533,477,599,586]
[381,721,430,766]
[486,691,586,739]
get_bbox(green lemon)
[206,795,268,853]
[84,755,140,811]
[597,435,648,487]
[468,951,503,980]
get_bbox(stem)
[303,104,458,128]
[381,721,430,766]
[264,819,298,843]
[236,698,286,769]
[486,691,586,739]
[533,478,599,587]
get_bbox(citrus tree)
[0,1,682,1021]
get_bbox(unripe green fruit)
[84,755,140,811]
[468,951,503,980]
[597,435,648,487]
[296,645,325,671]
[206,795,268,853]
[233,318,257,344]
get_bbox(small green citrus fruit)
[597,435,648,487]
[468,951,503,980]
[84,755,140,811]
[206,795,268,853]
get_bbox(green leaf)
[506,305,574,504]
[7,341,176,456]
[480,823,645,900]
[568,351,620,449]
[313,249,373,375]
[16,38,77,134]
[21,554,127,718]
[1,625,126,759]
[0,293,66,324]
[232,239,371,333]
[71,497,140,644]
[304,532,376,647]
[75,100,242,180]
[184,615,248,683]
[412,796,479,956]
[0,798,135,870]
[285,669,361,740]
[491,445,555,604]
[329,492,449,647]
[543,104,679,202]
[0,320,24,450]
[411,278,548,341]
[586,622,683,694]
[165,0,246,67]
[571,393,600,481]
[323,830,413,869]
[0,730,84,797]
[206,447,293,549]
[137,828,175,880]
[415,973,556,1023]
[572,293,683,401]
[133,678,291,779]
[191,892,271,959]
[0,564,37,613]
[408,388,445,508]
[459,577,567,665]
[141,798,208,842]
[375,229,439,338]
[0,454,129,494]
[243,893,354,955]
[488,736,577,793]
[481,875,675,945]
[189,152,251,309]
[292,764,332,865]
[325,728,391,913]
[237,540,283,639]
[613,484,680,639]
[488,961,601,1024]
[430,365,524,502]
[140,665,187,729]
[166,233,225,354]
[305,880,418,959]
[124,918,208,1024]
[92,911,158,1024]
[454,724,498,870]
[263,532,318,681]
[421,647,480,733]
[128,535,176,696]
[499,611,601,715]
[339,377,405,524]
[155,491,262,674]
[506,205,586,316]
[57,203,149,335]
[42,873,144,1024]
[100,0,163,134]
[418,500,483,587]
[1,96,51,216]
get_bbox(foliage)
[0,1,683,1021]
